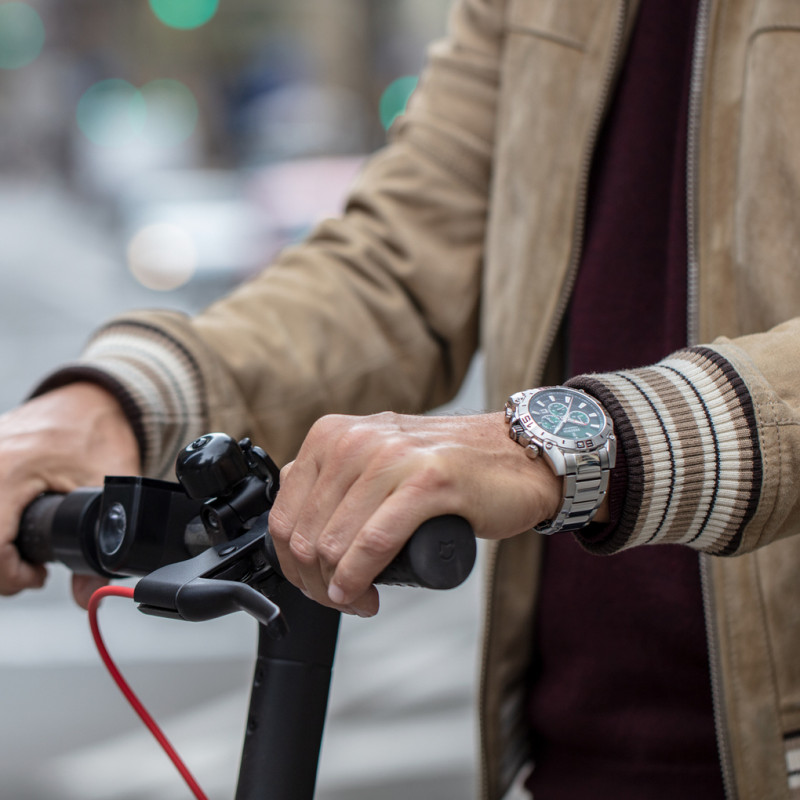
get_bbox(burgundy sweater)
[525,1,725,797]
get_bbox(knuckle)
[267,507,292,544]
[278,461,294,483]
[368,437,416,475]
[332,565,361,597]
[331,424,372,461]
[357,525,397,561]
[414,459,453,492]
[374,410,401,427]
[308,414,348,442]
[316,532,345,567]
[377,432,410,461]
[288,532,318,566]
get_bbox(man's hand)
[0,382,140,607]
[268,411,562,617]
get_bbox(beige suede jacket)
[41,0,800,798]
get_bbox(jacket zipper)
[686,1,736,798]
[528,0,630,386]
[478,543,500,800]
[479,2,630,797]
[686,0,709,350]
[700,554,737,800]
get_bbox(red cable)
[88,585,209,800]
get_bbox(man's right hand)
[0,382,140,605]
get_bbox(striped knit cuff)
[567,346,762,556]
[32,321,207,478]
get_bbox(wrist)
[79,382,141,470]
[593,492,611,524]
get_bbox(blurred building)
[2,0,451,171]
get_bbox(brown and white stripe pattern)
[567,347,762,556]
[783,731,800,793]
[34,321,207,478]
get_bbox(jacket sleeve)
[34,0,508,476]
[567,318,800,557]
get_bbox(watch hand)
[554,396,573,434]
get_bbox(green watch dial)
[526,389,605,441]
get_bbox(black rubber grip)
[264,514,476,591]
[374,515,475,589]
[16,493,60,565]
[16,488,107,576]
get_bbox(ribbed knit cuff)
[567,346,762,556]
[32,321,208,478]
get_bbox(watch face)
[523,388,607,443]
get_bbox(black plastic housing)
[96,477,204,576]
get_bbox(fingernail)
[328,583,345,605]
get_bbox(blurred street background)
[0,1,487,798]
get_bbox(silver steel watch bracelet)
[505,387,616,535]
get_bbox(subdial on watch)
[530,391,604,440]
[567,410,591,426]
[539,414,562,432]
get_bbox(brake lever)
[133,515,288,639]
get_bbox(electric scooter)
[15,432,476,800]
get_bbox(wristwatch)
[505,386,616,535]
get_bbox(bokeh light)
[127,223,197,290]
[76,79,146,147]
[379,75,418,131]
[76,78,198,148]
[139,79,199,146]
[0,2,45,70]
[148,0,219,30]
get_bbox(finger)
[273,474,384,614]
[72,574,109,610]
[279,460,293,483]
[284,457,371,604]
[271,422,371,604]
[304,485,390,616]
[328,487,437,607]
[0,477,50,595]
[314,472,395,587]
[284,524,332,605]
[283,488,382,615]
[342,585,380,617]
[269,456,321,589]
[0,542,47,595]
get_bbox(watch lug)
[542,444,567,476]
[595,435,617,470]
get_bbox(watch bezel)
[509,387,614,454]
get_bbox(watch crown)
[509,423,529,446]
[525,444,541,459]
